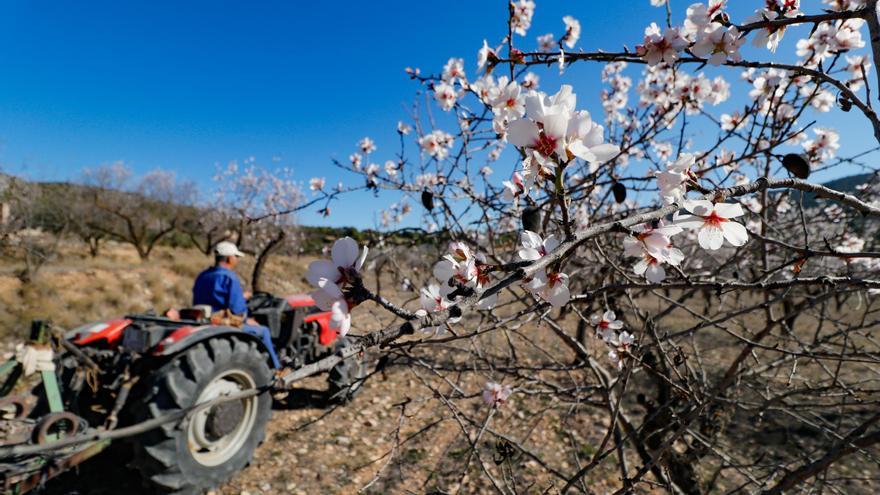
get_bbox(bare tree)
[81,162,194,260]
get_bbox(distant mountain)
[790,172,877,209]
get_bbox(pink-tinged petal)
[645,263,666,283]
[603,310,616,322]
[306,260,340,287]
[684,199,714,216]
[355,246,369,271]
[713,202,744,219]
[698,226,725,250]
[674,214,705,230]
[633,258,649,275]
[520,230,543,249]
[433,259,456,281]
[547,283,570,308]
[543,234,560,252]
[567,140,595,162]
[665,247,685,266]
[518,247,542,261]
[524,93,546,120]
[655,224,683,237]
[587,143,620,163]
[542,113,569,141]
[709,52,727,66]
[721,221,749,247]
[508,119,539,148]
[608,320,624,330]
[331,237,359,268]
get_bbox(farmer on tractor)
[192,241,280,367]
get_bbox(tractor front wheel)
[132,337,272,494]
[327,337,366,403]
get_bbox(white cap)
[215,241,245,258]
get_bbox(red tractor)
[0,292,366,494]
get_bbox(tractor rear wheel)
[131,337,272,494]
[327,337,366,403]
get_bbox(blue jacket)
[192,266,248,315]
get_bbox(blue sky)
[0,1,876,228]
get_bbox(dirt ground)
[2,241,622,494]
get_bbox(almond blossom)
[482,382,513,407]
[623,221,685,283]
[655,153,695,205]
[434,82,459,111]
[537,33,556,52]
[524,269,571,308]
[518,230,559,260]
[507,85,619,167]
[675,200,749,250]
[636,23,688,66]
[510,0,536,36]
[306,237,369,288]
[561,15,581,49]
[309,177,325,191]
[683,1,727,38]
[502,171,526,201]
[358,137,376,154]
[803,127,840,163]
[747,1,801,52]
[517,229,569,308]
[442,57,466,83]
[419,130,455,159]
[590,311,623,334]
[691,24,744,65]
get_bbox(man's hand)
[244,290,253,299]
[246,317,259,326]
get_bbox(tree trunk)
[251,230,287,293]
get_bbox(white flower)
[442,57,466,83]
[502,171,526,201]
[691,24,744,65]
[537,33,556,52]
[803,127,840,163]
[524,270,570,308]
[590,311,623,332]
[309,177,325,191]
[384,160,398,177]
[477,40,496,70]
[518,230,559,261]
[306,237,369,288]
[675,200,749,250]
[433,241,487,289]
[358,137,376,154]
[655,153,695,205]
[747,2,800,53]
[562,16,581,49]
[434,82,459,111]
[522,72,540,90]
[419,130,455,159]
[349,153,363,169]
[490,80,526,125]
[508,85,619,167]
[309,279,351,337]
[720,112,750,131]
[397,121,412,135]
[683,1,727,38]
[636,23,688,66]
[482,382,513,407]
[510,0,536,36]
[623,221,684,283]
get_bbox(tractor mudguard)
[153,325,279,368]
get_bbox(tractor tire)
[327,337,366,403]
[131,337,272,494]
